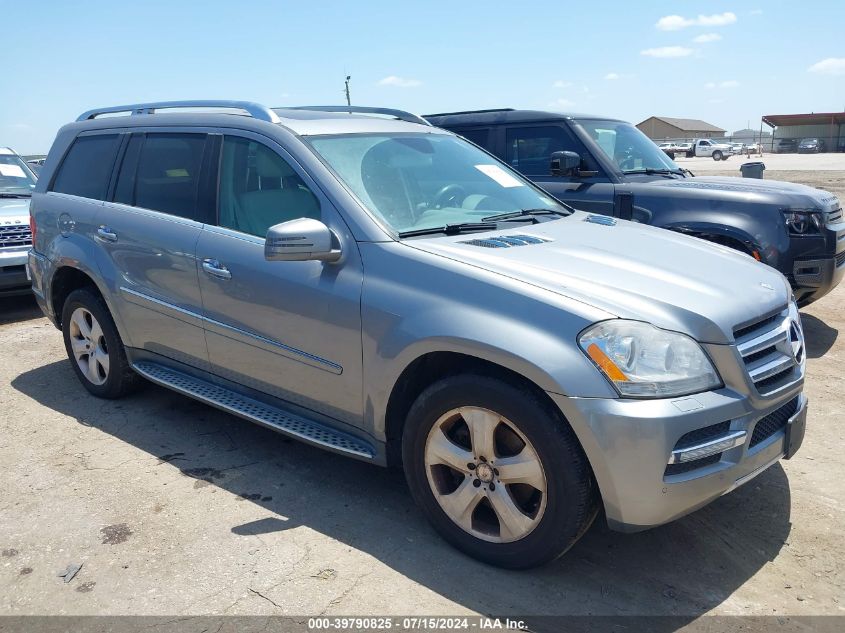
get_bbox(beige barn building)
[636,116,726,140]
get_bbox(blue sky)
[3,0,844,153]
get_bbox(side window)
[455,128,491,150]
[505,126,582,176]
[113,133,208,220]
[218,136,320,237]
[51,134,120,199]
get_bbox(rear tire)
[402,374,598,569]
[61,287,140,399]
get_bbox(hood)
[405,212,791,344]
[0,197,31,223]
[630,175,839,209]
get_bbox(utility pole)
[344,76,351,107]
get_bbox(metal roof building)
[762,112,845,152]
[636,116,726,140]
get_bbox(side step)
[132,361,376,459]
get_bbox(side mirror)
[264,217,342,263]
[550,150,581,176]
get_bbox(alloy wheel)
[424,406,547,543]
[68,307,110,385]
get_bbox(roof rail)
[423,108,515,118]
[284,105,430,126]
[76,100,281,124]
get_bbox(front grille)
[734,308,802,394]
[734,314,780,340]
[665,453,721,476]
[750,397,799,447]
[836,250,845,267]
[828,206,843,223]
[0,224,32,248]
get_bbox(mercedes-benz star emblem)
[789,321,805,364]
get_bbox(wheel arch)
[383,351,583,468]
[47,261,132,346]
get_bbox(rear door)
[92,130,215,368]
[502,124,616,216]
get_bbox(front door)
[196,133,364,425]
[502,124,616,216]
[93,131,214,368]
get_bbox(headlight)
[578,320,721,398]
[782,208,824,235]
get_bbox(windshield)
[0,153,37,195]
[573,119,679,173]
[307,133,565,234]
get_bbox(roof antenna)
[344,76,352,108]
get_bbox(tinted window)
[51,135,120,199]
[218,136,320,237]
[505,126,581,176]
[455,128,491,149]
[114,133,207,220]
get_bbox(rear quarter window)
[51,134,120,200]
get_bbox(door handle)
[202,258,232,280]
[95,226,118,242]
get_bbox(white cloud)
[656,12,737,31]
[550,98,576,109]
[377,75,422,88]
[552,80,572,88]
[705,80,740,89]
[808,58,845,76]
[693,33,722,43]
[641,46,694,58]
[604,72,620,80]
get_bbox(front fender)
[358,243,618,440]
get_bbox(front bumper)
[791,253,845,305]
[550,386,806,532]
[0,245,31,295]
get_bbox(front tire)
[61,287,140,399]
[712,150,723,161]
[402,374,598,569]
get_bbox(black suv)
[425,109,845,305]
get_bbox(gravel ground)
[2,170,844,624]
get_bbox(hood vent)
[460,234,550,248]
[584,215,617,226]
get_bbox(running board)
[132,361,376,459]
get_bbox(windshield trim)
[301,131,575,240]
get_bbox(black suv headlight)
[782,208,825,235]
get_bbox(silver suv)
[1,147,37,295]
[28,101,807,568]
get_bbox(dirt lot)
[2,171,844,625]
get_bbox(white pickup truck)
[685,139,735,161]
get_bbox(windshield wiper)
[482,208,570,222]
[0,192,32,198]
[622,168,685,177]
[397,222,498,238]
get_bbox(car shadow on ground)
[800,313,837,359]
[12,360,793,629]
[0,294,43,326]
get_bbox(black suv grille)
[750,397,799,447]
[0,224,32,248]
